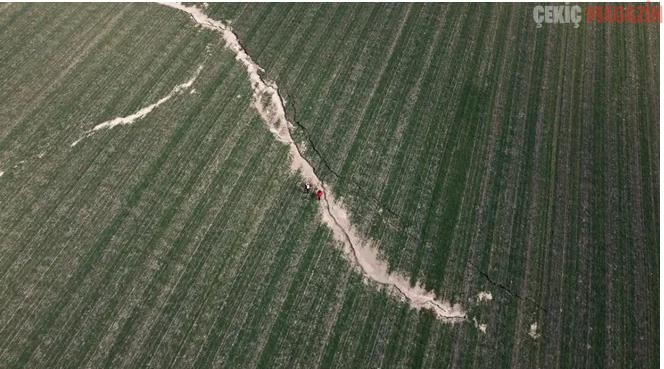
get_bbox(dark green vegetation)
[210,3,659,368]
[0,3,658,369]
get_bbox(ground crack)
[284,90,546,315]
[284,91,405,221]
[163,2,467,323]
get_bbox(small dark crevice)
[284,91,342,179]
[284,91,403,222]
[467,259,549,314]
[280,82,548,316]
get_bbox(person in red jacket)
[316,189,324,201]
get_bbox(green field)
[0,3,658,369]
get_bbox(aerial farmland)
[0,3,658,369]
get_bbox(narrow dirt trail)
[71,64,203,147]
[162,3,465,322]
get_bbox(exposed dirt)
[472,317,487,334]
[162,2,466,322]
[477,291,493,303]
[529,322,540,339]
[70,65,203,147]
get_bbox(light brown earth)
[71,64,203,147]
[162,2,468,322]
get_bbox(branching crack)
[283,89,549,316]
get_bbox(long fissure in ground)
[161,2,467,322]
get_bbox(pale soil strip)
[0,4,132,151]
[3,64,205,365]
[299,13,411,345]
[4,37,209,369]
[42,57,246,367]
[78,101,261,365]
[0,23,210,270]
[163,3,465,322]
[0,43,192,318]
[0,6,141,232]
[1,58,208,366]
[70,64,203,147]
